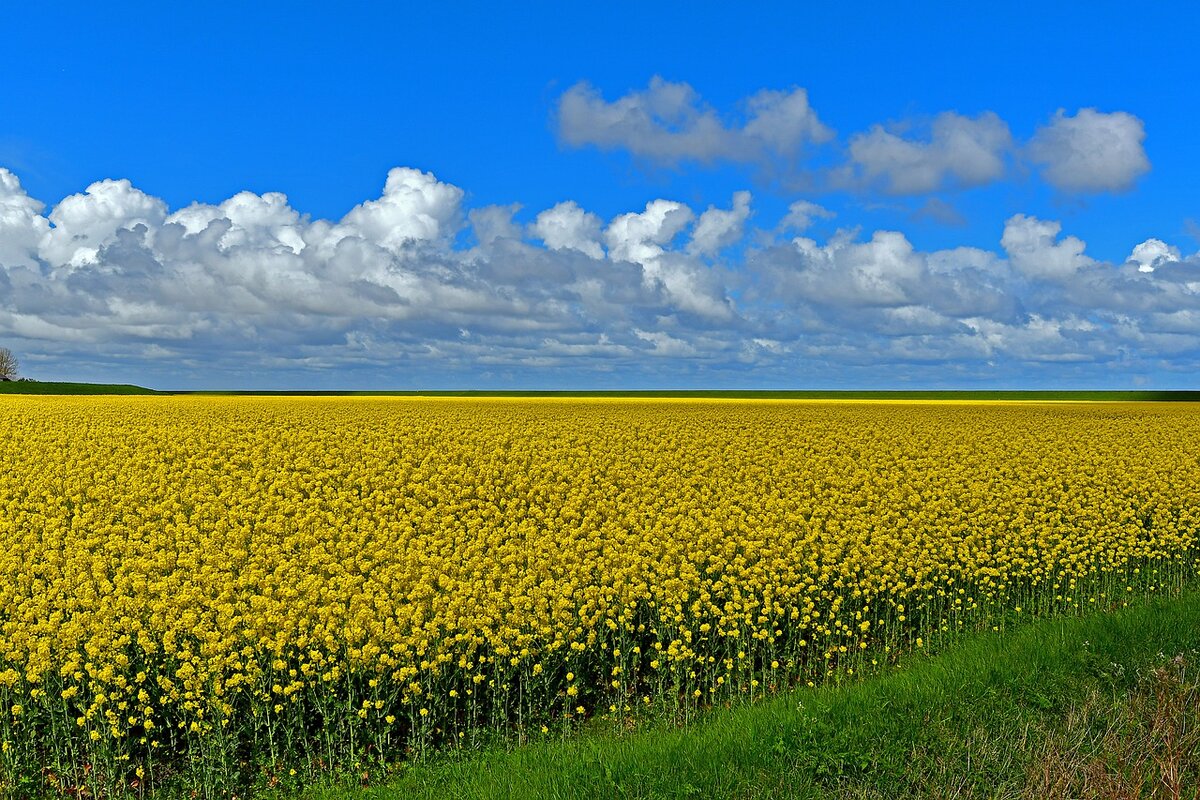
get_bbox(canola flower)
[0,396,1198,796]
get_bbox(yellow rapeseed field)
[1,397,1197,795]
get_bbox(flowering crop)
[1,397,1197,796]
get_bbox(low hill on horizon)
[0,380,160,395]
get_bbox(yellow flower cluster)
[0,397,1197,795]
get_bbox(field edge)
[306,590,1200,800]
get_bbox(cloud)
[4,164,1200,388]
[912,197,967,227]
[42,178,168,267]
[763,229,1013,327]
[1128,238,1180,273]
[557,80,1153,202]
[334,167,464,251]
[688,191,752,256]
[0,168,48,268]
[532,201,604,259]
[602,199,734,320]
[779,200,835,233]
[958,314,1107,364]
[1000,213,1094,280]
[556,77,832,167]
[842,112,1013,195]
[740,87,835,154]
[1027,108,1150,193]
[0,167,750,386]
[787,230,928,307]
[633,328,699,357]
[469,203,523,246]
[166,191,307,253]
[604,199,695,264]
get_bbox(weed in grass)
[1026,651,1200,800]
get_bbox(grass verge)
[306,592,1200,800]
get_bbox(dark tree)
[0,348,18,381]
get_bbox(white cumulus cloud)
[779,200,834,233]
[469,204,523,246]
[557,78,1153,203]
[633,328,699,357]
[844,112,1013,195]
[1128,238,1180,273]
[4,162,1200,388]
[0,168,49,268]
[688,191,752,256]
[166,191,307,253]
[604,199,695,265]
[532,201,604,259]
[788,229,929,307]
[42,178,168,268]
[741,87,835,153]
[333,167,464,252]
[556,77,832,167]
[1001,214,1094,280]
[1027,108,1150,193]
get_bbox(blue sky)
[2,2,1198,389]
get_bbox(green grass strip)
[311,592,1200,800]
[179,390,1200,400]
[6,383,1200,399]
[0,380,159,395]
